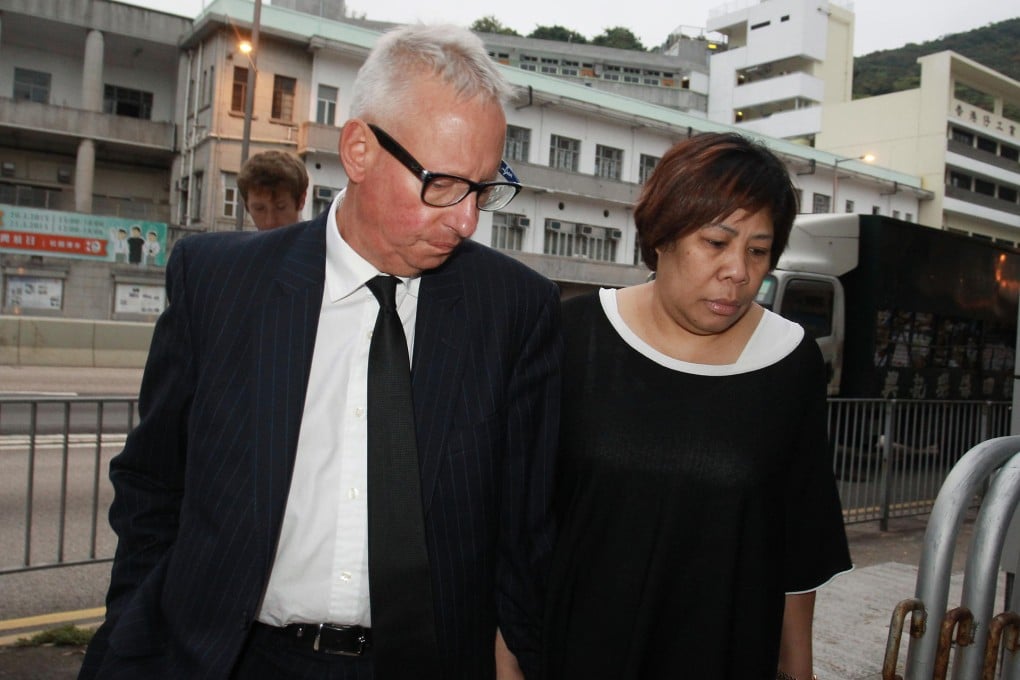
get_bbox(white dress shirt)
[257,191,419,627]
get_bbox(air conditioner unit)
[580,225,593,235]
[548,220,562,231]
[609,229,622,240]
[1,161,16,178]
[516,216,531,228]
[314,185,336,201]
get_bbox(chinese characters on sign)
[952,100,1017,138]
[0,204,168,266]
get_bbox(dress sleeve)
[783,340,853,593]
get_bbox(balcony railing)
[298,122,342,156]
[0,97,176,151]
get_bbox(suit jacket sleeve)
[79,241,195,677]
[497,279,562,677]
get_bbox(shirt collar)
[325,188,420,303]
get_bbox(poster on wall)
[114,283,166,315]
[0,204,167,266]
[5,275,63,310]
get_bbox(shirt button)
[340,571,352,582]
[348,487,360,500]
[354,407,364,418]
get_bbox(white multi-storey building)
[706,0,854,145]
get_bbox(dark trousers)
[231,624,374,680]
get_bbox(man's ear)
[296,190,307,211]
[339,119,371,183]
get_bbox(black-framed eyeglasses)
[368,124,522,212]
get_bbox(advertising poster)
[0,204,168,266]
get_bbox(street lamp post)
[235,0,262,231]
[831,153,875,213]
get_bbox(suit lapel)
[251,217,327,577]
[413,259,468,512]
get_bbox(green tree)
[528,25,588,44]
[470,16,520,36]
[852,17,1020,99]
[592,26,646,51]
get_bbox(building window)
[639,154,660,184]
[950,127,974,146]
[201,66,215,108]
[1000,187,1018,203]
[812,193,831,213]
[222,173,239,218]
[491,212,527,251]
[844,199,854,213]
[544,220,574,256]
[577,225,618,262]
[892,210,901,219]
[594,145,624,180]
[949,171,972,189]
[976,136,997,154]
[231,66,248,112]
[974,178,995,197]
[550,135,580,172]
[272,75,297,121]
[104,85,153,119]
[543,220,619,262]
[13,68,50,103]
[505,125,531,163]
[317,85,337,125]
[1002,145,1019,162]
[191,172,203,221]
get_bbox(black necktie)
[365,275,441,677]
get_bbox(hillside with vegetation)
[853,17,1020,99]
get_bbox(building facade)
[0,0,189,321]
[0,0,930,321]
[706,0,854,145]
[817,51,1020,243]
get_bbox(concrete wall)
[0,315,153,367]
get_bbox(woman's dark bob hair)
[634,132,798,271]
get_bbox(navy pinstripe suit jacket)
[80,212,562,679]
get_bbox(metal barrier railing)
[0,396,1011,575]
[0,396,137,575]
[883,436,1020,680]
[829,399,1012,528]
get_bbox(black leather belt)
[256,622,371,656]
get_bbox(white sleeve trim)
[785,564,856,595]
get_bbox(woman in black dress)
[544,132,852,680]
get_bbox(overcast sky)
[128,0,1016,56]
